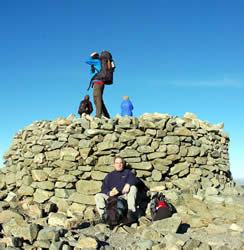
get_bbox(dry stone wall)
[1,112,232,220]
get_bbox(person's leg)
[127,185,137,212]
[93,84,103,118]
[95,192,108,217]
[98,85,110,118]
[102,100,110,118]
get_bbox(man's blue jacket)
[101,169,138,195]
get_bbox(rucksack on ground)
[150,192,173,221]
[91,51,116,86]
[78,100,89,114]
[103,196,128,228]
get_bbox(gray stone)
[60,148,79,161]
[136,170,152,178]
[33,189,54,203]
[32,170,48,181]
[76,236,98,249]
[33,240,51,248]
[68,192,95,205]
[3,219,39,243]
[17,185,35,196]
[152,158,171,173]
[76,180,102,195]
[91,171,107,180]
[37,227,59,241]
[45,150,60,160]
[135,239,154,249]
[174,127,192,136]
[119,132,136,142]
[188,146,201,156]
[57,174,77,182]
[97,141,122,151]
[48,212,67,227]
[167,144,179,154]
[5,173,16,185]
[96,156,114,166]
[31,145,44,154]
[147,152,167,160]
[119,148,141,158]
[152,169,162,181]
[137,145,154,153]
[48,168,65,179]
[204,195,225,205]
[94,165,114,172]
[78,139,93,148]
[136,136,152,146]
[52,160,76,169]
[169,162,190,175]
[0,210,24,224]
[55,188,75,198]
[37,181,55,190]
[150,213,181,235]
[163,136,180,145]
[130,162,153,170]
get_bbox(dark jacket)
[101,169,138,195]
[78,99,93,115]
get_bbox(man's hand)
[122,184,130,194]
[109,187,119,197]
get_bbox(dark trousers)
[93,83,110,118]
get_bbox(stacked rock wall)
[1,112,231,221]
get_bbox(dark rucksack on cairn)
[91,51,116,86]
[150,192,173,221]
[78,100,89,115]
[103,196,128,228]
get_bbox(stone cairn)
[0,112,243,249]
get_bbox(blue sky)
[0,1,243,182]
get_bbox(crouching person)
[95,156,138,224]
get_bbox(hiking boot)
[126,210,137,223]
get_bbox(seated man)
[95,156,138,222]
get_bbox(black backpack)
[91,51,115,86]
[150,192,173,221]
[78,100,89,115]
[103,196,128,228]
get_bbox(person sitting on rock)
[78,95,93,117]
[95,156,138,223]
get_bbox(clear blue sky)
[1,1,243,182]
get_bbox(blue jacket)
[101,169,138,195]
[121,100,134,116]
[85,56,101,81]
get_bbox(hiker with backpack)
[95,156,138,226]
[78,95,93,117]
[121,96,134,117]
[86,51,115,118]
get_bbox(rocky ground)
[0,183,243,250]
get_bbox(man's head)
[113,156,124,172]
[123,96,129,100]
[84,95,90,100]
[90,52,99,59]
